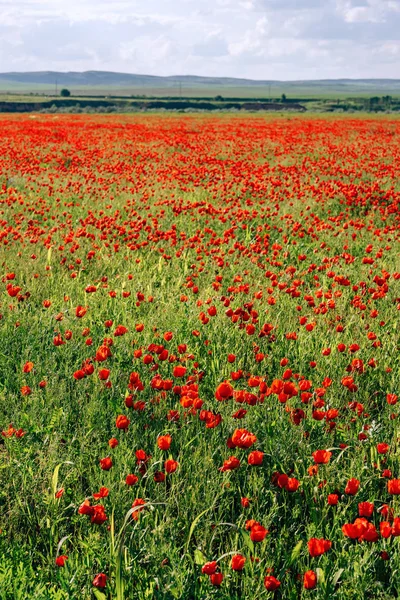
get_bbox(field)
[0,113,399,600]
[2,76,400,99]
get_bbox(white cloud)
[0,0,399,78]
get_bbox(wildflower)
[55,555,68,567]
[231,554,246,571]
[304,570,317,589]
[308,538,332,557]
[264,576,281,591]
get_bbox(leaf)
[194,549,207,565]
[110,509,115,554]
[92,589,106,600]
[51,464,62,498]
[56,536,70,556]
[332,568,344,587]
[290,541,303,563]
[240,529,254,555]
[185,505,215,554]
[50,461,73,499]
[316,568,325,585]
[47,408,63,433]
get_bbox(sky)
[1,0,400,79]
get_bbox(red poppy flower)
[231,428,257,449]
[231,554,246,571]
[92,573,107,588]
[75,305,87,318]
[98,369,110,380]
[91,505,108,525]
[388,479,400,494]
[380,522,392,539]
[210,572,223,586]
[55,555,68,567]
[377,443,389,454]
[248,450,264,466]
[78,500,94,516]
[312,449,332,464]
[215,381,234,401]
[304,570,317,590]
[99,457,112,471]
[125,474,139,486]
[131,498,146,520]
[345,478,360,495]
[93,487,109,500]
[358,502,374,517]
[308,538,332,557]
[219,456,240,472]
[157,434,172,450]
[95,345,111,362]
[202,561,217,575]
[264,576,281,591]
[114,325,128,336]
[250,523,268,542]
[173,365,186,378]
[164,459,178,474]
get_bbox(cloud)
[0,0,400,78]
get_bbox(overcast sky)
[1,0,400,79]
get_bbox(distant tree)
[281,93,287,103]
[214,95,224,102]
[60,88,71,97]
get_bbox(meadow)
[0,113,399,599]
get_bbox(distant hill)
[2,71,400,89]
[1,71,400,99]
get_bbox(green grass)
[2,82,400,100]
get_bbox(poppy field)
[0,113,399,599]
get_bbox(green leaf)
[240,529,254,555]
[194,549,207,565]
[332,568,344,587]
[51,464,62,498]
[290,541,303,563]
[316,568,325,584]
[92,589,106,600]
[185,505,215,554]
